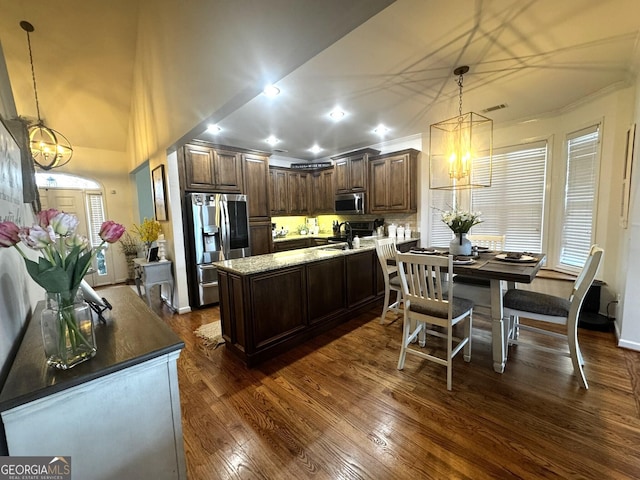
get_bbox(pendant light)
[20,20,73,171]
[429,66,492,190]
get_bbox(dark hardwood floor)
[142,284,640,480]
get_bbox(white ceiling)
[1,0,640,162]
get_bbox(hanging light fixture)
[20,20,73,171]
[429,66,492,190]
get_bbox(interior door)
[38,188,116,287]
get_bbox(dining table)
[415,249,546,373]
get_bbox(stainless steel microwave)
[335,193,365,214]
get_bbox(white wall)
[619,76,640,350]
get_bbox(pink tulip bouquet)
[0,209,125,368]
[0,209,125,294]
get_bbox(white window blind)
[470,142,547,253]
[86,193,108,276]
[559,125,600,268]
[429,189,455,247]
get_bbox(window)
[470,142,548,253]
[559,125,600,269]
[86,193,108,276]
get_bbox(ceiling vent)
[482,103,508,113]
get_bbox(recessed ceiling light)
[206,124,221,133]
[309,145,323,154]
[329,109,346,121]
[265,135,280,145]
[373,124,390,136]
[263,84,280,97]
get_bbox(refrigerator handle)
[217,194,230,261]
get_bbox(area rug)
[194,321,225,348]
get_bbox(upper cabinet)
[332,148,380,195]
[243,153,271,221]
[310,168,334,214]
[269,168,289,216]
[269,168,310,216]
[368,149,419,214]
[182,142,243,193]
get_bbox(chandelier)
[429,66,492,190]
[20,20,73,171]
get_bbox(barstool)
[374,237,402,324]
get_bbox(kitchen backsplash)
[271,213,419,237]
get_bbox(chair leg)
[446,324,453,391]
[397,313,410,370]
[380,286,391,324]
[568,324,588,389]
[463,313,472,362]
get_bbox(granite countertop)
[216,236,419,275]
[0,286,184,412]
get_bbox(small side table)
[134,258,174,308]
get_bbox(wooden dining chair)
[453,234,506,314]
[396,252,474,390]
[467,234,506,251]
[374,237,402,324]
[503,245,604,389]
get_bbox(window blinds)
[470,142,547,253]
[559,125,600,268]
[86,193,106,247]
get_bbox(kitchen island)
[215,237,418,366]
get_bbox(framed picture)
[152,164,168,221]
[621,124,635,229]
[0,117,24,224]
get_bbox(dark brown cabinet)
[243,153,271,222]
[369,149,419,214]
[273,238,311,252]
[287,171,310,215]
[249,222,273,255]
[243,153,272,256]
[310,168,334,214]
[269,168,310,216]
[269,168,288,216]
[182,142,243,192]
[332,148,379,195]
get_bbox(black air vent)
[482,103,508,113]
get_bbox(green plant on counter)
[297,225,308,234]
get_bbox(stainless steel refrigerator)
[188,192,250,306]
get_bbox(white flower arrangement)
[441,209,482,234]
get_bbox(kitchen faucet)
[339,221,353,249]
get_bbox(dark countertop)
[0,286,184,411]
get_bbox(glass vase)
[449,233,472,256]
[41,289,97,369]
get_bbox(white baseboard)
[617,337,640,351]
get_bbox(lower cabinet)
[250,221,273,255]
[217,249,383,366]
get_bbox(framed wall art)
[152,164,168,222]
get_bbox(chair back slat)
[468,234,506,251]
[398,253,453,315]
[375,237,397,269]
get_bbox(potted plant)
[119,232,141,284]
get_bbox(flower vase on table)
[0,208,125,370]
[41,289,96,369]
[441,209,482,256]
[449,233,472,256]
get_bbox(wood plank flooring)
[141,285,640,480]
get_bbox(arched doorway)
[36,172,116,287]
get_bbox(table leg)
[490,279,506,373]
